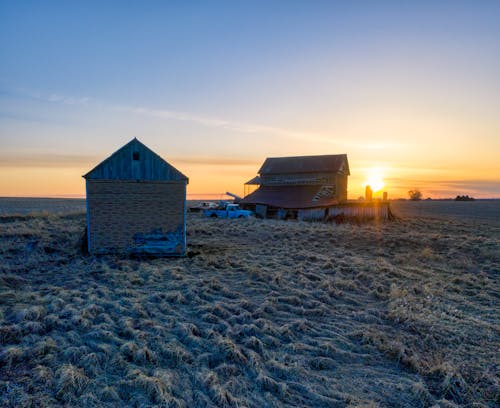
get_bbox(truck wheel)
[238,215,244,219]
[211,214,217,218]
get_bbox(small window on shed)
[132,151,140,161]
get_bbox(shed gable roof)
[83,138,188,181]
[258,154,349,176]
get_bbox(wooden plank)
[84,138,188,182]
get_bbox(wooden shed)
[83,138,188,256]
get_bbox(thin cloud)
[1,85,93,106]
[171,156,259,166]
[6,85,401,150]
[119,104,401,150]
[0,153,259,169]
[0,153,99,168]
[386,177,500,196]
[47,94,92,105]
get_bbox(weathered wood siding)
[85,139,186,181]
[297,208,327,221]
[336,174,348,202]
[327,202,390,220]
[261,172,338,186]
[255,204,268,219]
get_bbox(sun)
[365,168,385,192]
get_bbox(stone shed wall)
[86,180,186,255]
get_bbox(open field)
[1,197,499,224]
[0,204,499,406]
[390,200,500,226]
[0,198,86,216]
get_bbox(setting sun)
[365,167,385,193]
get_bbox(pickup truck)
[203,204,253,219]
[189,201,218,213]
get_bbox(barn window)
[133,151,140,161]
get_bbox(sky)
[1,0,499,199]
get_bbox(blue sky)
[1,1,499,197]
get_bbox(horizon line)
[1,195,500,200]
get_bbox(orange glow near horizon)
[0,167,86,198]
[364,167,386,194]
[0,156,499,200]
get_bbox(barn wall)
[336,174,348,202]
[298,208,327,221]
[255,204,267,219]
[87,180,186,255]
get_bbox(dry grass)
[0,209,499,407]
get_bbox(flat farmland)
[390,200,500,225]
[1,198,499,226]
[0,198,86,216]
[0,199,499,406]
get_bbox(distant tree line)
[408,189,422,201]
[406,190,476,201]
[455,195,475,201]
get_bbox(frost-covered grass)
[0,211,499,407]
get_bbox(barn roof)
[83,138,188,182]
[244,176,261,185]
[240,185,339,209]
[258,154,349,175]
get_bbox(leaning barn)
[240,154,391,221]
[83,138,188,256]
[240,154,349,220]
